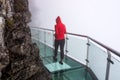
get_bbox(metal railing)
[30,27,120,80]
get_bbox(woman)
[53,16,66,65]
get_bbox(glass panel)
[31,29,39,39]
[45,31,54,47]
[52,68,93,80]
[45,62,71,72]
[67,35,87,65]
[35,39,54,58]
[63,68,86,80]
[88,41,108,80]
[109,55,120,80]
[38,30,45,43]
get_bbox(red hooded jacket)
[55,16,66,40]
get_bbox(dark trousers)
[54,39,65,60]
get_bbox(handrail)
[31,27,120,57]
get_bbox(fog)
[28,0,120,52]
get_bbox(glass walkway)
[30,27,120,80]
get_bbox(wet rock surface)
[0,0,51,80]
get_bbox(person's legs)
[59,39,65,64]
[53,40,59,61]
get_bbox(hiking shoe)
[59,61,63,65]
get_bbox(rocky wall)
[0,0,51,80]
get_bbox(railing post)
[105,50,113,80]
[65,34,68,61]
[86,38,90,66]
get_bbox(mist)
[28,0,120,52]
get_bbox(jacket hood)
[56,16,62,24]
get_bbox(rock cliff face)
[0,0,51,80]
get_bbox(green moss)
[6,18,14,28]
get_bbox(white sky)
[29,0,120,52]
